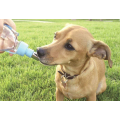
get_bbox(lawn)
[0,19,120,101]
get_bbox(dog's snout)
[37,48,46,58]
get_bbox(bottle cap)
[25,48,34,57]
[16,41,34,57]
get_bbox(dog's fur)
[37,24,112,101]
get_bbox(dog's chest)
[57,78,85,99]
[55,69,94,99]
[61,83,84,99]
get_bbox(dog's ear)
[88,40,113,68]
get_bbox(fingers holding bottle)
[0,19,16,56]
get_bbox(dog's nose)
[37,48,46,58]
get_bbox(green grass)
[0,19,120,101]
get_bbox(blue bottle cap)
[25,48,34,58]
[16,41,34,57]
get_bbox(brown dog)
[37,24,112,101]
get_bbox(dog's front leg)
[86,92,96,101]
[56,88,64,101]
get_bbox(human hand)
[0,19,16,56]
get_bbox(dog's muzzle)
[37,47,55,65]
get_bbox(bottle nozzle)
[31,52,39,61]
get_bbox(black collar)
[58,69,78,80]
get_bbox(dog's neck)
[61,58,90,76]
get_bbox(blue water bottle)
[0,24,39,61]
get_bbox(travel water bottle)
[0,24,39,61]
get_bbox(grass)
[0,19,120,101]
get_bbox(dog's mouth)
[38,56,57,66]
[39,60,56,66]
[36,47,58,66]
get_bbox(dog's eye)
[65,43,75,50]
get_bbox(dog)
[37,24,112,101]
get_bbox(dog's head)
[37,24,112,68]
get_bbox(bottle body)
[0,24,39,61]
[0,24,17,51]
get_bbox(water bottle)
[0,24,39,61]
